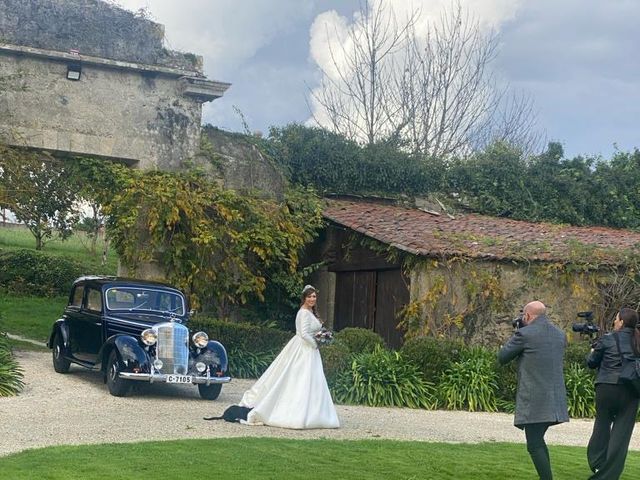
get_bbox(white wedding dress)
[238,308,340,429]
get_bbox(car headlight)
[192,331,209,348]
[141,329,157,346]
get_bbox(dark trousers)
[524,422,553,480]
[587,383,639,480]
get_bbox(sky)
[116,0,639,159]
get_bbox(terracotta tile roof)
[323,199,640,264]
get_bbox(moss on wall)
[406,258,610,346]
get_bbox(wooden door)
[334,269,409,348]
[374,269,409,349]
[334,271,376,330]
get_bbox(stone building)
[310,198,640,348]
[0,0,229,169]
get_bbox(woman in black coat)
[586,307,640,480]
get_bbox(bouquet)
[315,327,334,346]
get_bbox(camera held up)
[512,309,524,330]
[571,311,600,338]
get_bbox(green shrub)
[189,316,292,353]
[495,358,517,413]
[189,317,292,379]
[334,327,384,354]
[565,340,591,369]
[565,363,596,418]
[0,249,86,296]
[331,346,437,409]
[0,331,24,396]
[438,346,498,412]
[227,347,276,379]
[399,336,465,383]
[320,341,352,387]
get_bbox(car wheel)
[106,350,130,397]
[198,383,222,400]
[52,332,71,374]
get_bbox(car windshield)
[105,287,185,316]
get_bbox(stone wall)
[0,0,229,168]
[0,0,199,70]
[409,259,604,346]
[200,126,286,200]
[0,50,206,168]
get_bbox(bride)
[238,285,340,429]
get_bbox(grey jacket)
[498,315,569,428]
[586,327,636,384]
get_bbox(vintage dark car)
[47,276,230,400]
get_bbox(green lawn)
[0,224,118,273]
[0,224,116,343]
[0,295,66,342]
[0,438,637,480]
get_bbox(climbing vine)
[345,229,640,343]
[104,169,323,317]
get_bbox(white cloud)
[309,10,350,81]
[309,0,525,81]
[116,0,315,77]
[306,0,527,142]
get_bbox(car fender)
[100,335,150,374]
[195,340,228,373]
[47,319,69,350]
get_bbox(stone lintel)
[179,76,231,103]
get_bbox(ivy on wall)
[346,232,640,343]
[399,259,514,341]
[103,169,323,317]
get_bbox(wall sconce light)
[66,63,82,81]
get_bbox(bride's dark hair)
[300,285,319,318]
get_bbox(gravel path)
[1,350,639,457]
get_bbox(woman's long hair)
[619,307,640,356]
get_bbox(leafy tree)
[64,156,129,255]
[0,145,77,249]
[446,141,530,218]
[590,149,640,228]
[267,123,362,193]
[267,123,443,196]
[103,169,323,317]
[524,142,593,224]
[445,142,623,227]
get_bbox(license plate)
[167,375,192,384]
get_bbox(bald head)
[523,301,546,324]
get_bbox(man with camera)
[498,301,569,480]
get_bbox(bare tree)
[310,0,417,146]
[474,90,545,157]
[310,1,542,158]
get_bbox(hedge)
[0,249,86,296]
[188,315,292,354]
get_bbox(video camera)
[512,309,524,330]
[571,311,600,337]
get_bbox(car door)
[65,283,86,361]
[73,286,104,364]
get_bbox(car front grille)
[156,322,189,374]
